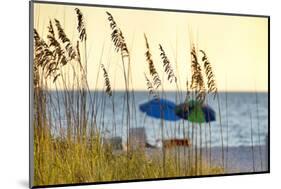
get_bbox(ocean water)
[47,91,268,147]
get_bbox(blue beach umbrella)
[139,98,181,121]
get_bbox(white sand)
[145,145,268,173]
[206,145,268,173]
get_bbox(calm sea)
[47,91,268,147]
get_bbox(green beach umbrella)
[175,99,216,123]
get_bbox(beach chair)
[103,136,123,150]
[163,138,191,148]
[128,127,154,151]
[157,138,191,149]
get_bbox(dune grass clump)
[190,45,206,103]
[34,136,224,186]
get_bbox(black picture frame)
[29,1,270,188]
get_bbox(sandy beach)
[145,145,268,174]
[204,145,268,173]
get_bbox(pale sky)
[33,2,268,92]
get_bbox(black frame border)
[29,0,270,188]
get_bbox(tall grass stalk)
[106,12,131,162]
[217,95,225,168]
[255,92,263,170]
[249,110,256,172]
[225,91,229,170]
